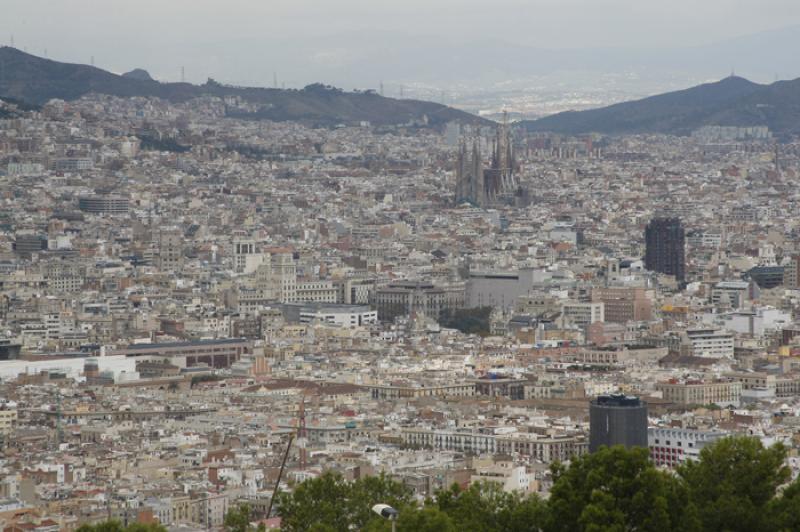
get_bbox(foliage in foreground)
[274,436,800,532]
[224,503,266,532]
[76,522,166,532]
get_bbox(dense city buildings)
[2,79,800,531]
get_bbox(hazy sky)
[3,0,800,86]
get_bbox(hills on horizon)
[0,47,487,127]
[522,75,800,136]
[3,45,800,137]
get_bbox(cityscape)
[2,2,800,531]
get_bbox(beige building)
[401,428,587,464]
[592,287,652,324]
[157,228,184,271]
[656,379,741,407]
[783,254,800,288]
[0,408,17,435]
[295,280,338,303]
[374,280,465,322]
[366,383,476,400]
[725,371,800,398]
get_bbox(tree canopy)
[274,436,800,532]
[275,472,413,532]
[76,522,166,532]
[678,436,792,532]
[224,503,265,532]
[547,445,699,532]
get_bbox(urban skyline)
[2,2,800,531]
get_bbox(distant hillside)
[0,95,40,119]
[522,76,800,136]
[0,47,487,127]
[121,68,154,82]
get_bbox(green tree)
[346,473,414,529]
[400,506,457,532]
[678,436,790,532]
[768,477,800,532]
[306,524,338,532]
[224,503,264,532]
[276,471,413,532]
[77,522,166,532]
[122,525,168,532]
[276,471,353,532]
[432,481,547,532]
[76,522,124,532]
[506,490,550,531]
[546,445,698,532]
[364,506,457,532]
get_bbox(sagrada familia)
[454,116,517,207]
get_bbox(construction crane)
[298,396,307,470]
[265,394,307,518]
[52,387,63,448]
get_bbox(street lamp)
[372,504,398,532]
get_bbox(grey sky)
[3,0,800,86]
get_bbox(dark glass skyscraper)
[589,394,648,453]
[644,217,685,281]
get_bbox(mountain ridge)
[0,47,488,127]
[521,75,800,136]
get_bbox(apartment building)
[649,427,726,468]
[656,379,741,407]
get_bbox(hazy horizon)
[3,0,800,90]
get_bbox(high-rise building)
[644,218,685,282]
[589,394,648,453]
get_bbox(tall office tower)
[589,394,648,453]
[644,217,685,282]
